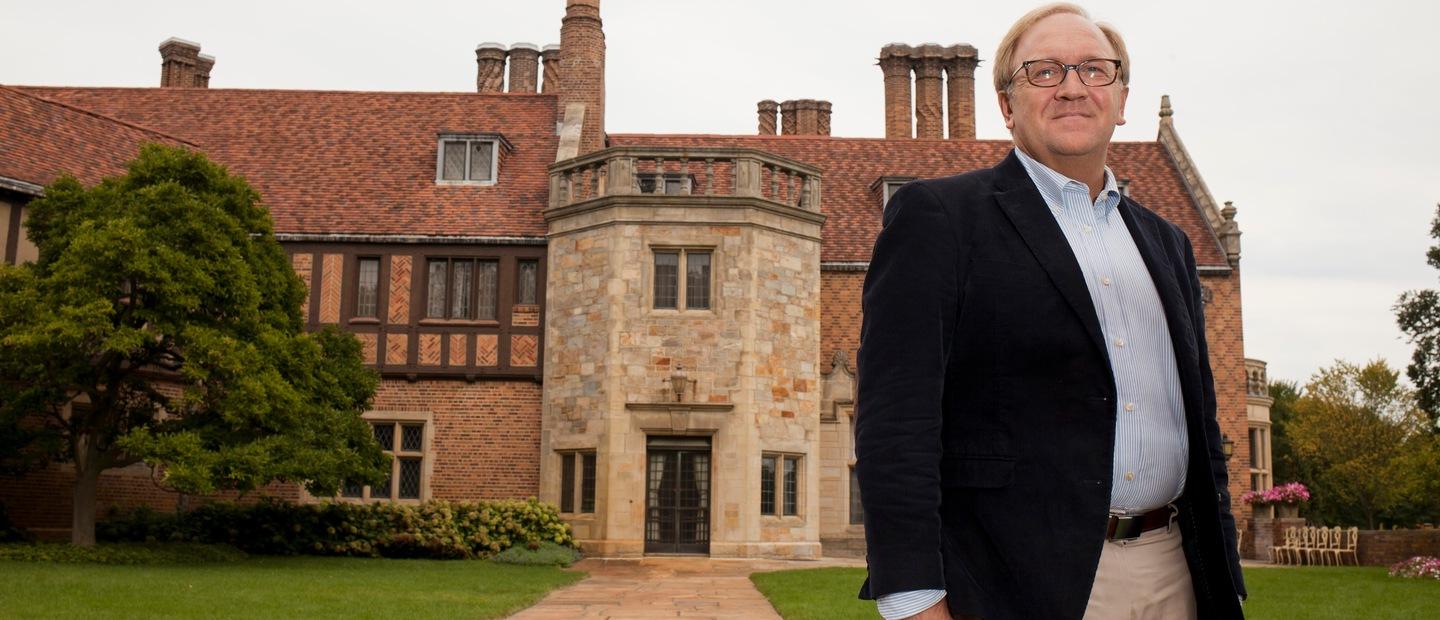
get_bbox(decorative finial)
[1159,94,1173,118]
[1222,200,1237,222]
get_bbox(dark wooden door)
[644,437,711,554]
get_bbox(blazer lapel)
[1117,197,1201,376]
[991,151,1110,364]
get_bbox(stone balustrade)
[549,147,822,212]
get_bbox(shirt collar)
[1012,146,1122,218]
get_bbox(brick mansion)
[1,0,1275,559]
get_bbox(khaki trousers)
[1081,520,1198,620]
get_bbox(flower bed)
[1389,556,1440,580]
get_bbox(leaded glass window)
[654,251,679,309]
[560,452,576,513]
[437,137,498,184]
[518,260,538,305]
[685,251,710,310]
[343,419,428,503]
[477,260,498,320]
[760,455,776,515]
[402,424,424,452]
[356,257,379,318]
[398,457,422,500]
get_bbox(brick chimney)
[772,99,832,136]
[779,100,797,135]
[195,54,214,87]
[475,42,507,93]
[541,44,561,94]
[507,43,541,93]
[757,100,778,135]
[878,42,981,140]
[878,43,914,139]
[944,44,979,140]
[913,43,945,139]
[159,38,212,88]
[559,0,606,156]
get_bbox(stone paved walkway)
[507,555,867,619]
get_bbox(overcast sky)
[6,0,1438,386]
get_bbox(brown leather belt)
[1105,504,1176,541]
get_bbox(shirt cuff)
[877,589,947,620]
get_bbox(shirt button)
[1125,472,1135,481]
[1101,277,1112,286]
[1082,225,1094,233]
[1114,338,1126,348]
[1124,402,1136,412]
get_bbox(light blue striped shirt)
[877,149,1189,620]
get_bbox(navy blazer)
[854,151,1245,619]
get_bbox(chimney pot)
[507,42,541,93]
[541,44,562,93]
[159,37,204,88]
[816,100,832,136]
[913,44,946,139]
[757,100,778,135]
[475,43,508,93]
[878,43,914,139]
[779,100,798,135]
[943,44,979,140]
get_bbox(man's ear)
[998,89,1015,130]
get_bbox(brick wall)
[0,377,543,537]
[1358,529,1440,566]
[821,269,864,374]
[1201,270,1252,528]
[0,463,299,539]
[372,378,542,500]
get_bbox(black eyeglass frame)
[1008,58,1123,89]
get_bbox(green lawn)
[0,555,585,619]
[750,566,1440,620]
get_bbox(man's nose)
[1055,68,1088,100]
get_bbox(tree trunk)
[70,437,104,546]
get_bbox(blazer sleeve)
[854,181,962,598]
[1181,232,1248,601]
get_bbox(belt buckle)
[1106,513,1144,541]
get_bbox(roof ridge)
[17,85,560,98]
[2,85,197,147]
[608,133,1162,145]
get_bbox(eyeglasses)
[1009,58,1122,88]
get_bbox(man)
[853,4,1246,619]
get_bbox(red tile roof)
[8,85,1222,267]
[0,86,192,189]
[20,87,558,238]
[608,134,1228,267]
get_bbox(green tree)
[1286,359,1440,528]
[1395,202,1440,434]
[1267,379,1302,483]
[0,144,388,545]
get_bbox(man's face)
[998,13,1129,164]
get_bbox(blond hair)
[992,3,1131,92]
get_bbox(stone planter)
[1276,503,1301,519]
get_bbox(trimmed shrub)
[98,497,577,560]
[0,502,34,543]
[0,542,246,564]
[491,541,582,567]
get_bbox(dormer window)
[870,176,917,210]
[436,134,501,185]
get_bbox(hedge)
[98,497,577,560]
